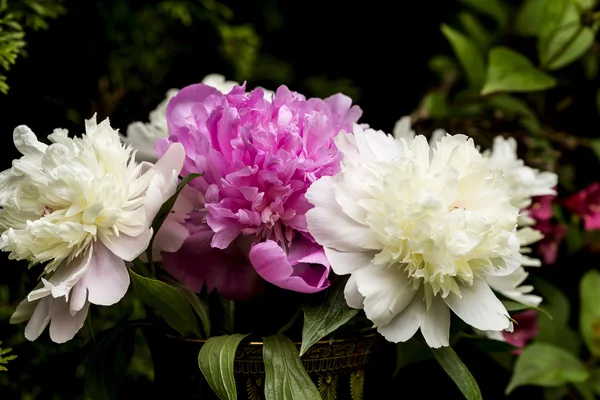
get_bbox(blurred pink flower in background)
[564,182,600,231]
[156,83,361,299]
[502,310,539,354]
[529,195,566,265]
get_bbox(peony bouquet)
[1,74,560,399]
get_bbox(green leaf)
[580,269,600,356]
[515,0,546,37]
[459,0,508,29]
[175,284,211,338]
[591,138,600,163]
[566,215,584,254]
[129,269,201,337]
[198,334,248,400]
[539,1,595,70]
[421,91,449,118]
[506,343,590,394]
[441,24,486,89]
[590,369,600,396]
[262,334,321,400]
[432,346,483,400]
[459,12,493,51]
[85,322,139,400]
[394,338,432,377]
[300,281,359,356]
[428,55,458,79]
[536,316,582,355]
[574,382,596,400]
[529,277,570,325]
[575,0,597,8]
[485,93,542,134]
[543,386,570,400]
[481,47,557,95]
[501,299,553,320]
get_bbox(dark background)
[0,1,570,399]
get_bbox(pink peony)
[529,195,566,265]
[155,83,361,298]
[564,182,600,231]
[502,310,538,354]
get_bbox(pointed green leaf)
[459,0,508,28]
[263,334,320,400]
[441,24,486,89]
[539,1,595,70]
[481,47,557,95]
[198,334,249,400]
[580,269,600,356]
[459,12,493,51]
[129,269,202,337]
[515,0,546,37]
[506,343,590,394]
[432,346,483,400]
[300,281,359,356]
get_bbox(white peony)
[124,74,274,162]
[306,124,524,348]
[2,115,185,343]
[393,117,547,306]
[484,136,557,210]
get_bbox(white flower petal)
[344,274,365,309]
[392,116,414,140]
[48,297,89,344]
[81,242,130,306]
[323,247,375,275]
[99,228,153,262]
[24,297,51,341]
[420,298,450,348]
[306,176,380,252]
[444,279,511,331]
[355,266,416,326]
[10,297,37,325]
[377,292,425,343]
[486,267,543,307]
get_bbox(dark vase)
[145,330,387,400]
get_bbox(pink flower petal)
[249,239,330,293]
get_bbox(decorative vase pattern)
[231,334,377,400]
[147,331,380,400]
